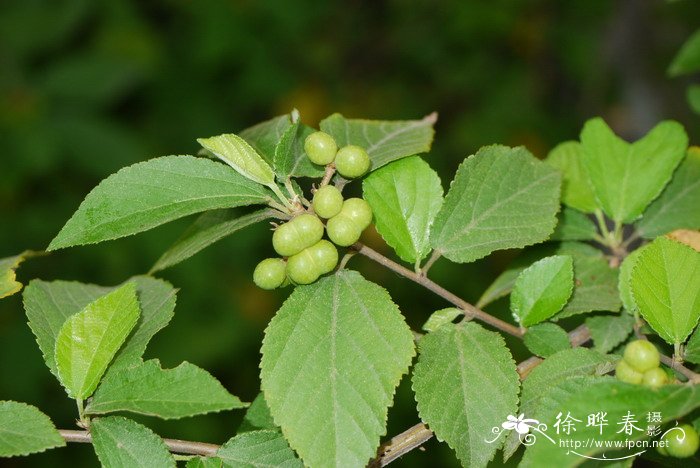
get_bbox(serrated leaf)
[48,156,270,250]
[550,208,598,241]
[319,113,436,171]
[669,29,700,76]
[0,401,64,457]
[545,141,597,213]
[668,229,700,251]
[523,323,571,358]
[511,255,574,327]
[618,248,643,314]
[585,314,635,354]
[363,156,443,264]
[580,118,688,223]
[24,276,176,378]
[55,283,140,399]
[91,416,175,468]
[0,251,31,299]
[260,270,415,468]
[476,267,523,309]
[238,393,276,433]
[217,430,302,468]
[430,145,561,263]
[520,380,700,468]
[86,359,245,419]
[151,208,273,273]
[630,236,700,345]
[187,457,224,468]
[198,134,275,186]
[239,114,293,164]
[422,308,462,333]
[637,148,700,238]
[275,123,324,179]
[412,322,519,467]
[685,327,700,364]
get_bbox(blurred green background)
[1,0,699,466]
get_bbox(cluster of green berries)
[252,132,373,290]
[615,340,668,388]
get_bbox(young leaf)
[55,283,140,399]
[412,322,520,467]
[430,145,561,263]
[151,208,273,273]
[550,208,598,241]
[48,156,270,250]
[260,270,415,468]
[0,251,31,299]
[545,141,597,213]
[0,401,65,457]
[239,114,293,163]
[363,156,443,264]
[585,314,635,354]
[630,236,700,345]
[90,416,175,468]
[238,393,276,433]
[319,113,437,170]
[24,276,176,377]
[274,122,324,179]
[85,359,245,419]
[217,430,302,468]
[197,134,275,186]
[668,29,700,76]
[422,308,462,333]
[580,118,688,223]
[523,323,571,358]
[511,255,574,327]
[618,248,643,314]
[637,148,700,238]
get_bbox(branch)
[58,430,220,457]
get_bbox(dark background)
[1,0,699,466]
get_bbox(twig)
[659,354,700,384]
[420,250,442,276]
[320,163,336,187]
[368,423,434,467]
[58,430,220,457]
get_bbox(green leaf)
[0,251,31,299]
[580,118,688,223]
[476,267,523,309]
[0,401,64,457]
[55,283,140,399]
[319,113,437,171]
[217,430,302,468]
[669,29,700,76]
[422,308,462,333]
[275,122,324,179]
[91,416,175,468]
[550,208,598,241]
[585,314,635,354]
[430,145,561,263]
[363,156,443,264]
[637,148,700,238]
[238,393,276,433]
[260,270,415,468]
[187,457,224,468]
[523,323,571,358]
[618,248,643,314]
[545,141,597,213]
[689,85,700,114]
[511,255,574,327]
[151,208,273,273]
[24,276,176,378]
[630,236,700,345]
[685,327,700,364]
[520,380,700,468]
[48,156,270,250]
[86,359,245,419]
[197,134,275,186]
[412,322,520,467]
[239,114,293,164]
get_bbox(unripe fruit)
[309,239,338,274]
[623,340,660,373]
[615,359,643,384]
[313,186,344,219]
[326,215,362,247]
[340,198,373,230]
[253,258,287,290]
[335,145,370,178]
[642,367,668,388]
[663,424,699,458]
[286,249,320,285]
[304,131,337,165]
[272,214,324,257]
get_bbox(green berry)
[313,186,344,219]
[623,340,660,373]
[286,249,321,285]
[340,198,373,230]
[615,359,643,384]
[305,131,337,165]
[642,367,668,388]
[335,145,370,178]
[272,214,324,257]
[657,444,668,456]
[326,215,362,247]
[309,239,338,274]
[663,424,699,458]
[253,258,287,290]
